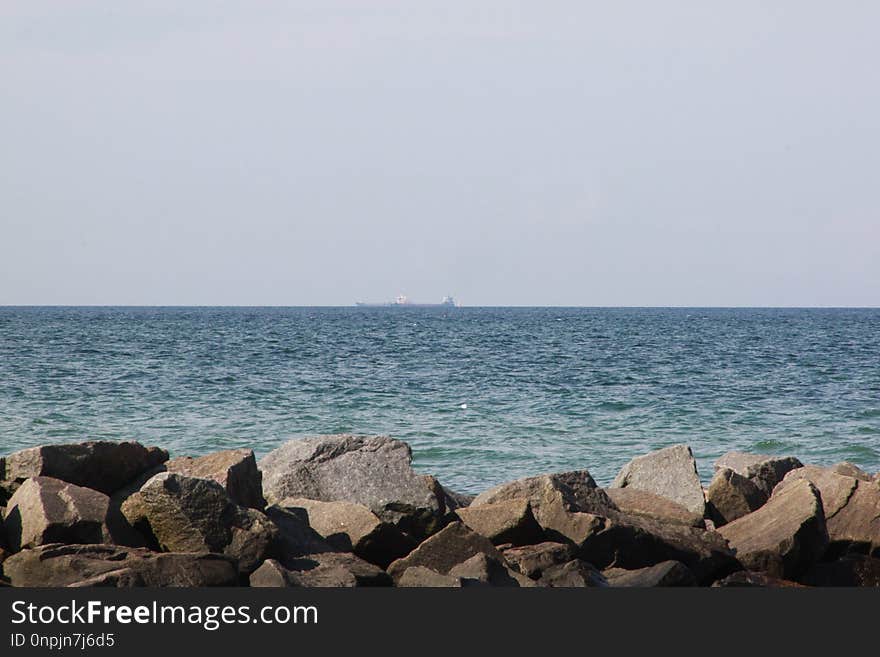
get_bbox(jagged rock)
[714,451,803,497]
[165,449,264,509]
[3,477,110,551]
[800,556,880,587]
[2,544,238,587]
[711,571,805,587]
[263,505,337,560]
[538,560,607,587]
[718,478,828,578]
[259,435,457,539]
[603,560,696,587]
[278,498,415,568]
[447,553,537,587]
[501,542,574,579]
[120,472,276,574]
[386,521,502,582]
[250,553,391,587]
[777,466,879,556]
[831,462,873,482]
[455,498,544,546]
[2,441,168,494]
[605,487,705,528]
[396,566,462,587]
[706,468,766,526]
[611,444,706,515]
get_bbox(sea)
[0,307,878,494]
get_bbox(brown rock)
[538,560,607,587]
[711,571,805,587]
[831,462,873,482]
[386,521,502,582]
[447,553,537,587]
[165,449,264,509]
[714,451,803,497]
[605,487,705,528]
[799,555,880,587]
[706,467,766,526]
[454,498,544,546]
[501,542,575,579]
[603,560,696,587]
[718,478,828,578]
[251,553,391,587]
[611,444,706,515]
[396,566,462,587]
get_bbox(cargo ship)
[356,294,458,308]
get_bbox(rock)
[386,521,502,582]
[3,477,110,551]
[248,559,295,587]
[611,444,706,516]
[447,553,537,587]
[2,441,169,494]
[396,566,462,587]
[250,553,391,587]
[501,542,575,579]
[120,472,276,574]
[711,571,805,587]
[777,466,879,557]
[799,556,880,587]
[831,462,873,482]
[714,451,803,497]
[706,468,766,526]
[165,449,264,509]
[454,498,544,546]
[605,487,705,528]
[718,478,828,578]
[259,435,456,539]
[1,544,238,587]
[443,487,475,509]
[278,498,415,568]
[538,560,607,587]
[603,560,696,587]
[263,505,338,560]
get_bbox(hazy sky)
[2,2,878,306]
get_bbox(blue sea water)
[0,307,878,493]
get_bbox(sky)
[1,2,878,306]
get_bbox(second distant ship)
[356,294,458,308]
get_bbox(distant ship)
[356,294,458,308]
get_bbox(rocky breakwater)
[1,436,878,587]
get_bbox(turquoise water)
[0,307,878,493]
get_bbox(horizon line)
[2,304,879,310]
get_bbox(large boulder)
[714,451,803,497]
[3,477,109,551]
[277,498,415,568]
[718,478,828,578]
[1,544,238,587]
[259,435,456,539]
[777,466,880,556]
[120,472,276,574]
[706,467,766,526]
[165,449,264,509]
[611,444,706,516]
[605,487,705,528]
[386,522,502,582]
[501,542,575,580]
[603,560,696,587]
[831,462,873,481]
[250,553,390,587]
[2,441,168,494]
[454,498,544,546]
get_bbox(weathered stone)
[2,441,169,494]
[799,556,880,587]
[278,498,415,568]
[706,468,766,526]
[443,487,475,509]
[447,553,537,587]
[611,444,706,515]
[455,498,544,546]
[2,544,238,587]
[501,542,574,579]
[263,505,337,560]
[3,477,109,551]
[120,472,276,574]
[538,560,607,587]
[718,479,828,578]
[165,449,264,509]
[603,560,696,587]
[714,451,803,497]
[605,487,705,528]
[831,462,873,482]
[251,553,391,587]
[248,558,295,587]
[396,566,462,587]
[259,435,456,539]
[386,521,502,582]
[711,571,805,587]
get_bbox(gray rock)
[605,487,705,528]
[165,449,264,509]
[538,560,607,587]
[278,498,415,568]
[603,560,696,587]
[2,544,238,587]
[259,435,455,539]
[706,467,766,526]
[500,542,575,579]
[263,504,338,560]
[2,441,169,494]
[714,451,803,497]
[454,498,544,546]
[386,521,502,582]
[3,477,110,551]
[447,552,537,587]
[396,566,462,587]
[611,444,706,516]
[250,553,391,587]
[718,478,828,578]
